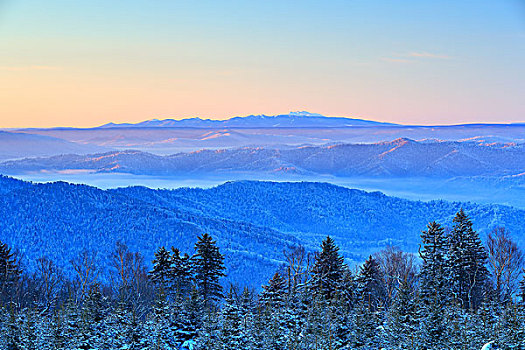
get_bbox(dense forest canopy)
[0,209,524,349]
[1,175,524,289]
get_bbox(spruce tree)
[419,221,449,307]
[356,255,384,311]
[351,298,380,348]
[148,286,174,349]
[260,272,287,309]
[193,233,226,305]
[0,240,21,305]
[170,247,194,298]
[149,246,172,289]
[78,284,109,349]
[219,287,243,349]
[448,209,488,311]
[310,236,346,300]
[384,279,418,349]
[194,309,221,350]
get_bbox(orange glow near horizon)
[1,1,524,128]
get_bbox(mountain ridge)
[1,175,524,288]
[98,112,398,129]
[2,139,522,178]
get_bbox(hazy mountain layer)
[5,113,524,158]
[2,139,523,178]
[0,130,110,161]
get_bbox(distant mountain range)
[0,130,110,161]
[99,111,398,128]
[1,176,524,288]
[2,112,524,160]
[2,139,523,178]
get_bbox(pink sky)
[1,1,524,128]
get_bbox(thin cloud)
[407,52,451,59]
[381,57,413,63]
[0,65,61,71]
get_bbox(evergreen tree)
[418,301,450,350]
[193,233,226,305]
[419,221,449,307]
[184,286,205,344]
[260,272,287,309]
[0,240,21,305]
[356,255,384,312]
[351,298,380,348]
[219,287,243,349]
[194,309,221,350]
[310,236,346,300]
[170,247,194,298]
[147,286,174,349]
[384,279,418,349]
[77,284,109,349]
[477,295,500,344]
[149,246,172,289]
[448,209,489,311]
[238,287,257,350]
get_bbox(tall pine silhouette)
[311,236,346,300]
[448,209,488,311]
[194,233,226,306]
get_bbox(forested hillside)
[1,175,524,289]
[0,213,524,349]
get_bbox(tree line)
[0,209,524,349]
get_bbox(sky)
[0,0,524,128]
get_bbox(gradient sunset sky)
[1,0,524,128]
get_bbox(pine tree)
[147,286,174,349]
[6,304,21,350]
[77,284,108,349]
[170,247,194,298]
[477,295,500,344]
[239,287,256,350]
[384,279,418,348]
[417,221,454,349]
[310,236,346,300]
[260,272,287,309]
[356,255,384,312]
[184,286,205,346]
[448,209,489,311]
[497,303,522,349]
[62,296,83,350]
[418,301,450,349]
[193,233,226,306]
[351,298,380,348]
[149,247,172,289]
[219,287,243,349]
[49,309,66,350]
[111,300,135,349]
[419,221,449,307]
[194,309,221,350]
[0,240,21,305]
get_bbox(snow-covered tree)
[149,246,172,290]
[310,236,347,301]
[193,233,226,306]
[356,255,384,312]
[448,209,489,311]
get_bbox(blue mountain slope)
[1,176,524,288]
